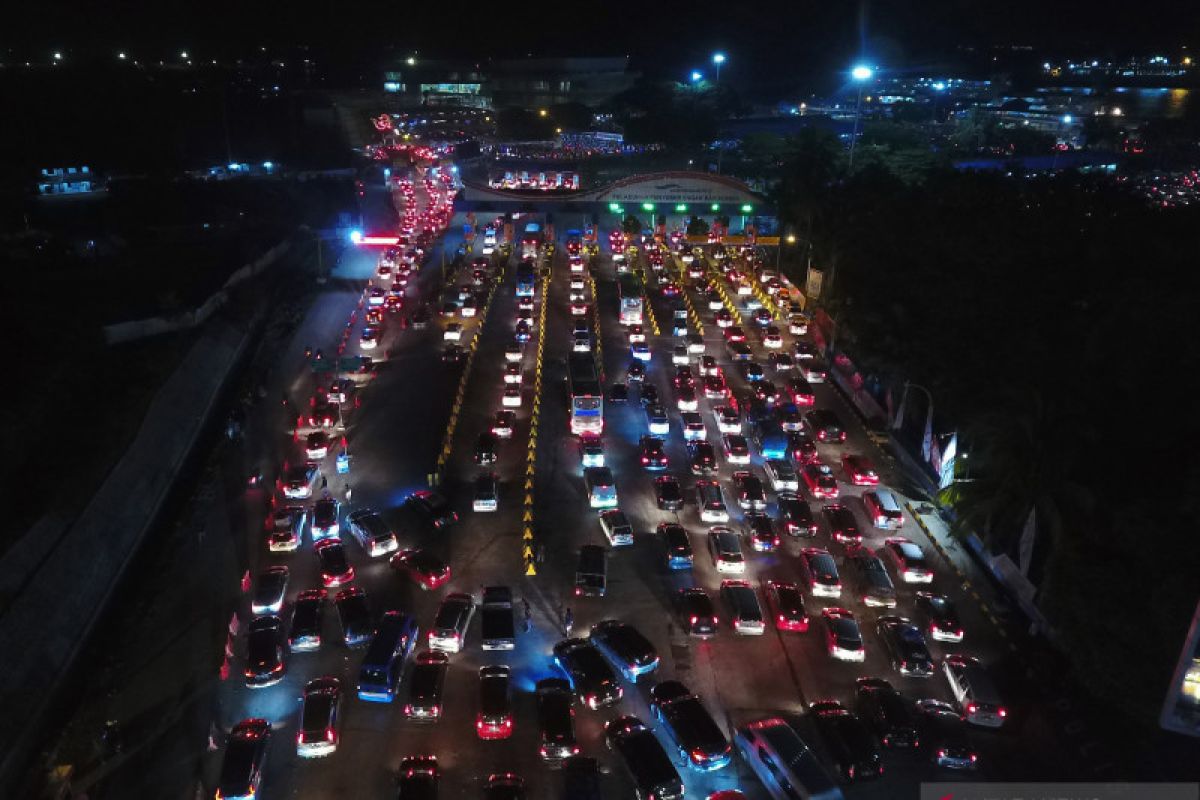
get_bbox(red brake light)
[690,615,698,624]
[967,703,978,714]
[326,729,335,742]
[998,707,1008,718]
[937,748,947,759]
[970,753,978,762]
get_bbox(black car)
[483,773,525,800]
[405,651,449,721]
[442,344,465,363]
[654,476,684,511]
[590,620,660,683]
[406,490,458,529]
[536,678,579,762]
[649,680,732,771]
[745,512,780,552]
[627,361,645,382]
[605,716,685,800]
[751,379,779,405]
[823,504,862,546]
[876,616,935,677]
[809,700,883,782]
[777,492,817,537]
[915,591,965,643]
[639,383,660,406]
[687,440,717,475]
[804,409,847,443]
[335,587,373,648]
[916,699,978,770]
[553,638,624,709]
[738,361,765,382]
[397,755,440,800]
[639,436,669,470]
[216,719,270,800]
[608,382,629,403]
[678,588,718,638]
[787,431,819,463]
[846,549,898,609]
[288,589,326,652]
[474,432,498,465]
[659,523,693,570]
[854,677,919,749]
[245,616,285,687]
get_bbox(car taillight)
[575,587,582,595]
[970,753,978,762]
[476,717,484,729]
[503,718,512,728]
[967,703,978,714]
[937,748,947,759]
[431,705,440,716]
[999,707,1008,718]
[690,748,706,764]
[296,732,304,745]
[326,729,335,742]
[690,615,698,624]
[404,704,412,715]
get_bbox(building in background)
[36,167,100,196]
[380,57,638,109]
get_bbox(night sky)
[6,0,1200,83]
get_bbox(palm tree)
[939,388,1096,578]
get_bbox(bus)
[521,222,544,259]
[516,261,536,297]
[357,611,419,702]
[568,352,603,434]
[618,273,644,327]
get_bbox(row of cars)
[214,170,473,800]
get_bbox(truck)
[481,585,516,651]
[568,353,603,434]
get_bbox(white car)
[570,277,586,291]
[737,283,753,296]
[685,335,706,354]
[671,346,690,366]
[708,297,725,311]
[699,356,720,377]
[789,318,808,336]
[503,365,523,385]
[443,323,463,341]
[502,385,522,407]
[569,290,586,304]
[481,243,496,255]
[713,406,741,435]
[631,343,652,362]
[676,391,699,413]
[572,335,591,353]
[708,527,746,574]
[359,329,380,350]
[505,343,523,363]
[570,301,588,316]
[763,331,783,349]
[460,303,477,318]
[569,257,585,273]
[765,459,799,492]
[722,434,751,465]
[627,326,646,344]
[681,412,707,441]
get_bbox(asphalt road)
[209,191,1062,799]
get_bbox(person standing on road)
[320,475,328,491]
[522,599,532,633]
[563,607,574,638]
[344,483,353,502]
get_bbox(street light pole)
[848,64,873,172]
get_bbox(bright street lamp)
[406,56,416,66]
[53,52,63,62]
[848,64,874,170]
[712,52,726,83]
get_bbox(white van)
[864,489,905,531]
[734,717,844,800]
[943,654,1007,728]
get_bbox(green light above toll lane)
[608,202,621,212]
[641,202,655,212]
[710,203,720,212]
[741,204,753,213]
[674,203,688,212]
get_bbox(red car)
[391,548,451,590]
[723,326,747,343]
[842,454,880,486]
[801,463,839,499]
[765,581,809,632]
[786,377,816,407]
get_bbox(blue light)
[712,53,726,65]
[690,71,703,83]
[262,161,274,169]
[349,229,363,244]
[851,65,873,82]
[1062,114,1073,124]
[228,163,240,170]
[451,166,458,173]
[932,81,947,91]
